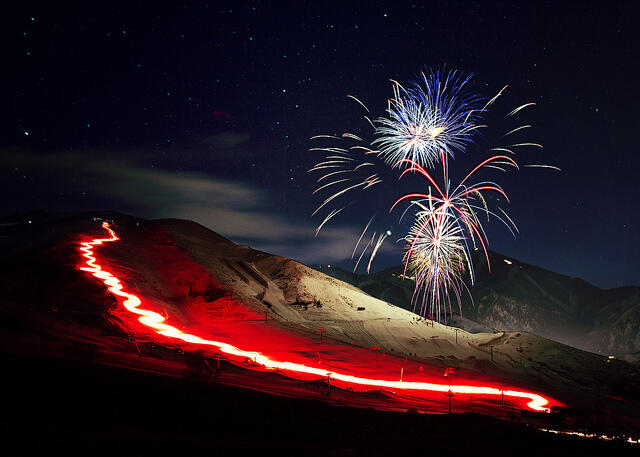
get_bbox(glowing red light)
[79,222,554,412]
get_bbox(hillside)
[1,210,639,437]
[312,251,640,360]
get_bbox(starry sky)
[2,1,638,288]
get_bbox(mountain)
[312,251,640,361]
[1,210,639,436]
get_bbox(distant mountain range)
[313,250,640,362]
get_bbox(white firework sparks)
[373,69,484,169]
[403,201,471,321]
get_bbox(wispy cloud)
[1,147,398,266]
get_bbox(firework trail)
[373,69,484,169]
[308,132,382,224]
[309,96,392,273]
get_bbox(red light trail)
[79,222,554,412]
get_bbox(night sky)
[2,1,638,288]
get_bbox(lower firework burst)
[403,199,471,321]
[392,151,519,321]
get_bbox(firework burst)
[309,68,557,323]
[373,69,484,169]
[403,198,471,320]
[392,151,519,320]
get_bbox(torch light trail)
[79,222,554,412]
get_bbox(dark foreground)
[2,353,637,457]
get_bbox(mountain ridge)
[312,251,640,361]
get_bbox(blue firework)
[373,69,484,169]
